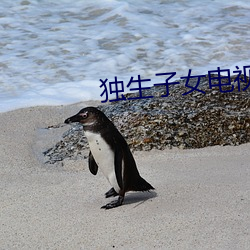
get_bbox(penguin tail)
[131,176,154,192]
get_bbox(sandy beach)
[0,101,249,249]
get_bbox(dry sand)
[0,101,249,249]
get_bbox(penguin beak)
[64,114,81,124]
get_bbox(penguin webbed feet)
[101,195,124,209]
[105,187,118,198]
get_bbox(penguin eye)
[79,112,88,119]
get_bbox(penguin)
[65,107,154,209]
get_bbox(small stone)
[178,130,186,136]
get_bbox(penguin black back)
[65,107,154,209]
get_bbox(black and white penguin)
[65,107,154,209]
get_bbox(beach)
[0,102,249,249]
[1,0,250,248]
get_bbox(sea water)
[0,0,249,112]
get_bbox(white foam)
[0,0,249,112]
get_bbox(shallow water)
[0,0,249,112]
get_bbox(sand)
[0,101,249,249]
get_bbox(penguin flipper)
[114,146,124,190]
[88,151,98,175]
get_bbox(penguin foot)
[105,187,118,198]
[101,196,124,209]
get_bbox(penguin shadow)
[122,190,157,208]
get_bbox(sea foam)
[0,0,249,112]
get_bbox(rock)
[43,74,250,164]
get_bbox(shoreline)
[0,102,249,249]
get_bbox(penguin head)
[65,107,109,129]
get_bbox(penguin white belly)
[85,131,120,193]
